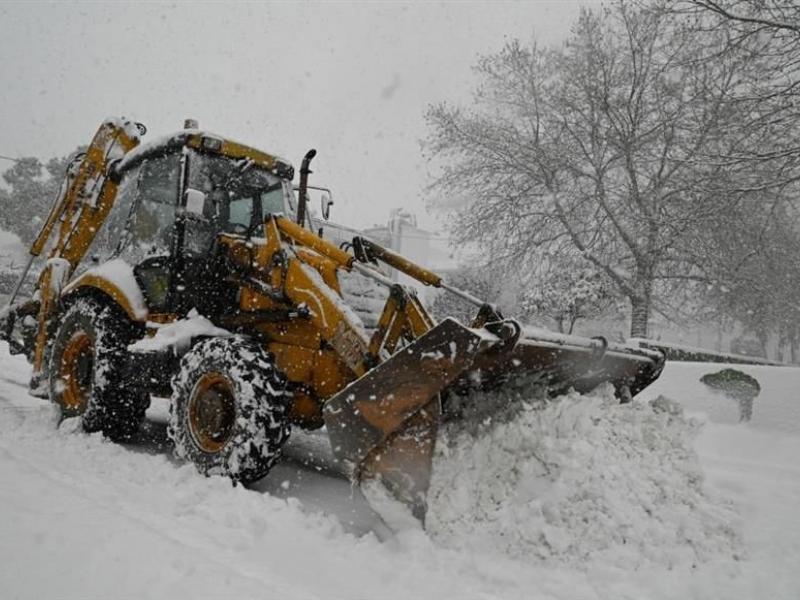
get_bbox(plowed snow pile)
[427,383,741,569]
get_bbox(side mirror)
[321,193,334,221]
[184,188,207,218]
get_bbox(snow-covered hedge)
[629,338,780,366]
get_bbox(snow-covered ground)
[1,343,798,599]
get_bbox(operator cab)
[89,129,296,316]
[183,152,296,253]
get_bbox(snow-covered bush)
[520,265,612,334]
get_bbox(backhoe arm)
[26,119,142,386]
[30,118,142,268]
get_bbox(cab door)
[117,151,182,314]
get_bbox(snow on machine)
[0,118,664,525]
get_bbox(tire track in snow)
[0,359,385,537]
[0,389,383,535]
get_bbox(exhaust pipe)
[296,149,317,227]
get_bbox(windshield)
[188,151,291,235]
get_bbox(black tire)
[48,297,149,441]
[167,336,291,483]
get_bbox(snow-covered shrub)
[520,265,613,334]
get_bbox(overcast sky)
[0,1,588,231]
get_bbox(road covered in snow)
[1,340,799,599]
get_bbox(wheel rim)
[188,372,237,454]
[59,331,94,412]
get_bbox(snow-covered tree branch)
[425,1,800,338]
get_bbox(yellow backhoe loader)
[1,118,664,524]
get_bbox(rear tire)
[167,337,291,483]
[48,297,149,441]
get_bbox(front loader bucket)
[459,326,665,399]
[323,318,495,523]
[323,318,664,527]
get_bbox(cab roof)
[115,129,295,180]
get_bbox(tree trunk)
[556,316,565,334]
[629,294,650,338]
[757,330,769,360]
[567,316,577,335]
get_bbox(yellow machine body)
[1,119,665,525]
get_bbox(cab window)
[229,197,254,228]
[79,164,141,271]
[261,186,286,217]
[188,151,289,235]
[122,153,181,262]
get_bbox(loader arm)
[267,215,514,522]
[273,216,442,367]
[269,215,664,526]
[29,119,143,269]
[368,284,435,357]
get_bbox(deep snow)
[1,343,799,599]
[427,386,741,569]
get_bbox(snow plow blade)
[460,326,665,398]
[323,318,664,526]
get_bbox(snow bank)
[640,361,800,434]
[1,341,799,599]
[427,384,741,569]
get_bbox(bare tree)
[673,1,800,360]
[683,1,800,184]
[699,202,800,361]
[691,1,799,35]
[426,1,800,338]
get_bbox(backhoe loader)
[1,118,664,524]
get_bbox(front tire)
[48,297,149,441]
[167,337,291,483]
